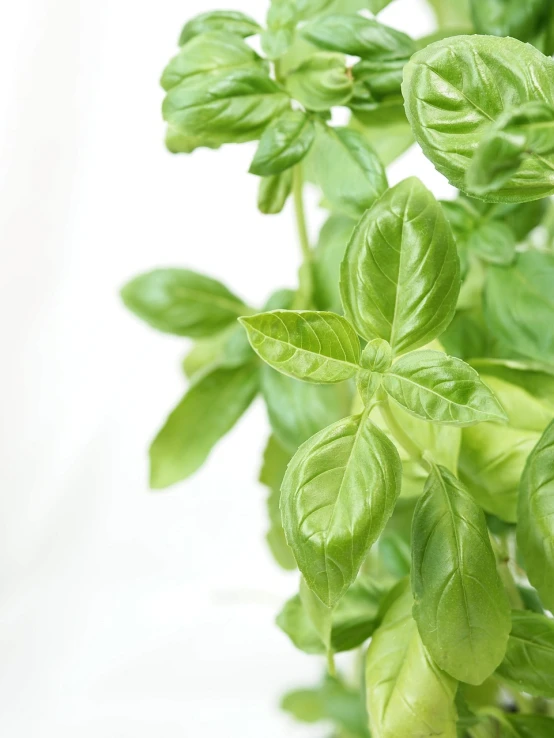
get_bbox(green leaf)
[149,363,259,488]
[496,609,554,698]
[340,178,460,353]
[484,251,554,365]
[469,359,554,410]
[281,413,401,606]
[296,0,335,20]
[300,576,333,649]
[503,715,554,738]
[276,594,324,654]
[182,323,254,381]
[351,57,405,103]
[459,374,552,522]
[313,214,356,313]
[366,584,458,738]
[403,35,554,203]
[262,0,298,60]
[412,465,511,684]
[257,169,293,214]
[249,110,315,176]
[240,310,361,383]
[470,0,550,42]
[261,365,352,452]
[357,339,392,405]
[368,0,395,13]
[441,309,489,361]
[301,14,414,59]
[162,68,290,147]
[466,102,554,198]
[518,419,554,614]
[121,268,248,338]
[426,0,472,29]
[178,10,261,46]
[285,53,353,112]
[382,350,507,426]
[309,124,388,218]
[260,436,296,570]
[161,32,267,91]
[348,109,414,167]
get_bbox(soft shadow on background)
[0,0,450,735]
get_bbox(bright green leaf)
[313,214,356,313]
[250,110,315,176]
[281,413,401,606]
[178,10,261,46]
[470,0,550,42]
[412,465,511,684]
[150,363,259,488]
[340,178,460,353]
[121,268,248,338]
[262,0,298,60]
[257,169,293,214]
[285,53,353,112]
[240,310,361,383]
[383,350,507,426]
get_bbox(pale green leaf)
[178,10,261,46]
[366,584,458,738]
[281,413,401,606]
[403,35,554,203]
[412,465,511,684]
[313,214,356,313]
[518,419,554,613]
[496,609,554,698]
[240,310,361,383]
[260,435,296,570]
[121,268,248,338]
[383,350,507,426]
[285,53,353,112]
[150,363,259,488]
[340,178,460,353]
[257,169,293,214]
[250,110,315,176]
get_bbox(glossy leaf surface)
[341,178,460,353]
[281,414,401,606]
[250,110,315,176]
[412,465,511,684]
[258,170,293,214]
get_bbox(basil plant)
[122,1,554,735]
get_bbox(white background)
[0,1,449,735]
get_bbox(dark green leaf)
[496,609,554,697]
[250,110,315,176]
[150,363,259,488]
[260,435,296,570]
[121,268,248,338]
[518,419,554,613]
[505,714,554,738]
[340,178,460,353]
[383,350,507,426]
[261,364,351,453]
[470,0,550,42]
[403,35,554,202]
[309,124,388,218]
[366,584,458,738]
[162,68,290,147]
[258,169,293,214]
[285,53,353,112]
[412,465,511,684]
[301,14,414,59]
[240,310,361,383]
[161,32,267,91]
[178,10,261,46]
[281,413,401,606]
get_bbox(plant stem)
[379,393,430,471]
[292,164,313,307]
[327,649,337,677]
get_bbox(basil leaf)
[470,0,550,42]
[426,0,472,29]
[178,10,261,46]
[505,715,554,738]
[349,109,414,167]
[383,350,507,426]
[262,0,298,60]
[496,610,554,698]
[182,324,254,381]
[403,35,554,202]
[296,0,335,19]
[277,594,325,654]
[412,465,511,684]
[352,57,404,103]
[162,68,290,146]
[484,251,554,365]
[281,413,401,606]
[340,178,460,353]
[309,124,388,218]
[260,435,296,570]
[240,310,361,383]
[249,110,315,176]
[366,584,458,738]
[300,576,333,650]
[161,32,267,91]
[313,214,356,313]
[441,309,490,361]
[466,102,554,197]
[368,0,395,13]
[121,268,248,338]
[301,14,414,59]
[261,365,351,452]
[357,339,392,405]
[150,363,259,488]
[164,124,221,155]
[459,375,552,522]
[469,359,554,409]
[285,53,353,111]
[518,419,554,614]
[257,170,293,214]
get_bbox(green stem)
[327,649,337,677]
[379,393,430,471]
[292,164,313,307]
